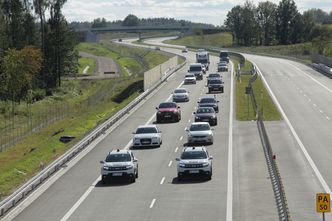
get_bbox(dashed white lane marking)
[180,136,183,141]
[60,176,101,221]
[175,147,179,152]
[160,177,165,185]
[184,127,187,131]
[313,104,317,107]
[149,199,156,208]
[308,99,311,102]
[168,161,173,167]
[188,119,191,123]
[327,116,330,120]
[319,110,323,113]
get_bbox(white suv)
[176,147,213,180]
[100,149,138,183]
[132,125,162,148]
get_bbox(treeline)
[0,0,77,103]
[225,0,332,51]
[70,14,215,29]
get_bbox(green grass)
[165,33,233,48]
[233,59,281,121]
[78,57,96,75]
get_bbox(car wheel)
[156,116,161,123]
[206,174,212,180]
[131,176,136,183]
[208,89,211,93]
[177,174,183,181]
[214,120,218,126]
[136,169,138,178]
[101,176,107,184]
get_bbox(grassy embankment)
[78,57,96,75]
[0,42,171,200]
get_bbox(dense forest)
[0,0,78,104]
[70,14,215,29]
[225,0,332,53]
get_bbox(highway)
[2,38,279,221]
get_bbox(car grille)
[140,138,152,145]
[109,166,127,171]
[185,164,203,168]
[193,135,206,138]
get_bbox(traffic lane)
[12,59,192,221]
[233,121,278,221]
[65,62,223,220]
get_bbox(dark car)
[207,73,221,84]
[198,97,219,113]
[208,79,224,93]
[194,107,217,126]
[156,102,181,123]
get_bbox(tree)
[122,14,139,26]
[240,1,258,46]
[276,0,299,44]
[257,1,277,45]
[303,9,329,24]
[225,6,243,45]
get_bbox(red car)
[156,102,181,123]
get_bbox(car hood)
[173,93,188,96]
[158,108,178,112]
[195,113,215,118]
[188,130,212,136]
[180,159,209,164]
[134,133,160,139]
[185,77,196,80]
[103,162,132,167]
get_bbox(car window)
[210,80,222,84]
[106,153,131,162]
[185,74,194,78]
[189,66,202,72]
[174,89,186,93]
[197,108,214,114]
[136,127,158,134]
[181,151,207,159]
[189,124,210,131]
[200,98,216,103]
[159,102,176,108]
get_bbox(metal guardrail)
[0,59,187,217]
[247,67,291,221]
[312,63,332,77]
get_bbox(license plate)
[189,170,199,174]
[202,119,210,121]
[164,115,171,118]
[142,141,150,144]
[112,173,122,176]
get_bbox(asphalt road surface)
[4,39,279,221]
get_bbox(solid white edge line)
[226,61,234,221]
[149,199,156,208]
[251,60,331,194]
[59,71,185,221]
[60,176,101,221]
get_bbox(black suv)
[194,107,217,126]
[208,79,224,93]
[197,97,219,113]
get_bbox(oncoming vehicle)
[186,122,214,145]
[132,125,162,148]
[194,107,217,126]
[188,63,203,80]
[184,73,196,84]
[198,97,219,113]
[173,88,190,102]
[100,149,138,183]
[208,78,224,93]
[182,48,188,53]
[156,102,181,123]
[176,146,213,180]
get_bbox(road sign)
[316,193,330,213]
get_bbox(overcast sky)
[62,0,332,25]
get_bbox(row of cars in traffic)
[100,49,230,183]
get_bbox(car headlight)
[195,116,200,119]
[202,162,210,167]
[103,166,109,170]
[179,163,186,168]
[126,165,133,169]
[157,111,162,115]
[188,133,193,138]
[152,137,159,140]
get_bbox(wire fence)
[0,78,128,152]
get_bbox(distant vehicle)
[208,78,224,93]
[201,64,207,74]
[194,107,217,126]
[219,51,229,63]
[207,73,222,84]
[217,62,228,72]
[198,96,219,112]
[173,88,190,102]
[132,125,162,148]
[186,122,214,145]
[176,146,213,180]
[118,38,122,42]
[182,48,188,53]
[184,73,197,84]
[196,50,210,70]
[156,102,181,123]
[155,46,161,50]
[188,63,203,80]
[197,49,205,52]
[100,149,138,183]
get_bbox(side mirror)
[156,107,159,110]
[132,132,136,134]
[197,101,200,103]
[177,106,180,109]
[100,160,104,164]
[193,112,196,114]
[209,156,213,160]
[133,159,138,162]
[217,101,220,103]
[175,158,180,161]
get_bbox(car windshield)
[136,127,157,134]
[174,89,187,94]
[189,124,210,131]
[189,66,202,72]
[209,74,220,78]
[200,98,216,103]
[210,80,222,84]
[159,102,176,108]
[181,151,207,159]
[197,108,214,114]
[220,52,228,57]
[106,153,131,162]
[185,74,195,78]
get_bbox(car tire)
[101,176,107,184]
[208,89,211,93]
[206,174,212,180]
[177,174,183,181]
[156,116,161,123]
[214,120,218,126]
[136,169,138,178]
[131,176,136,183]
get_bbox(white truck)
[196,50,210,71]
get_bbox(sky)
[62,0,332,26]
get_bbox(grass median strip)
[78,57,96,75]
